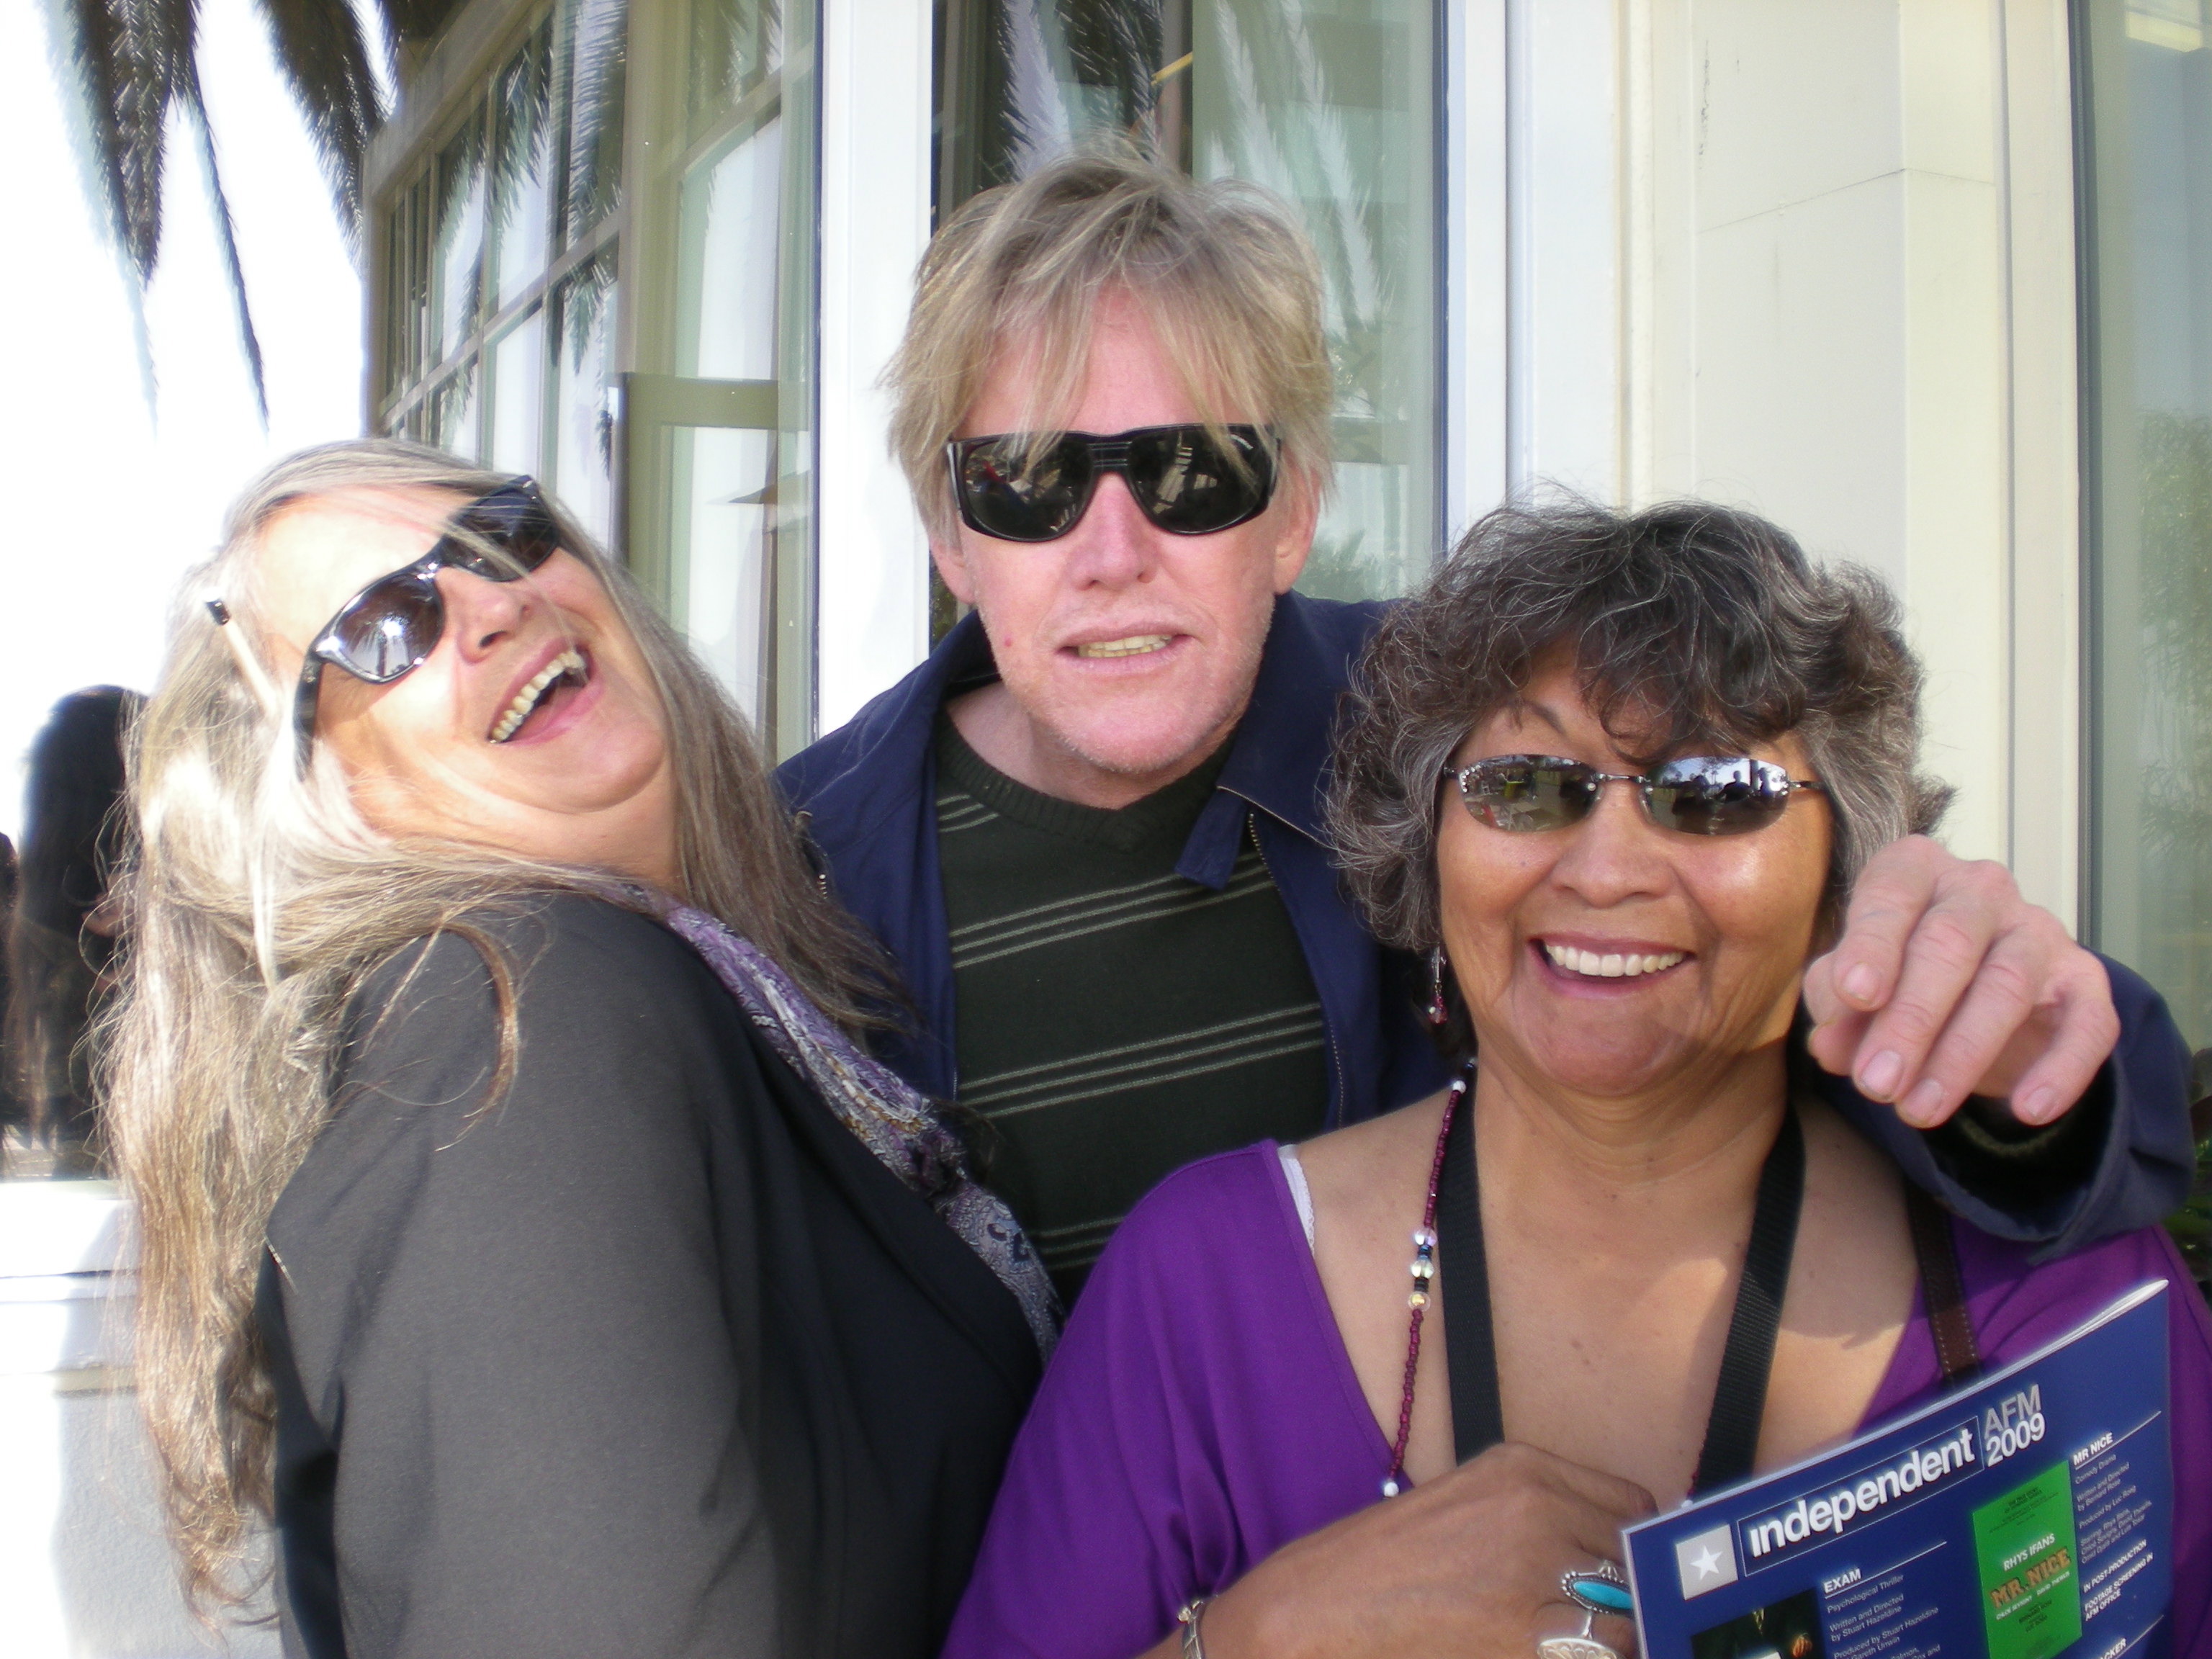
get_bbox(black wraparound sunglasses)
[209,477,562,770]
[945,423,1278,542]
[1449,754,1826,837]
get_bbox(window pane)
[431,357,481,458]
[628,0,818,755]
[669,426,778,722]
[678,118,784,380]
[688,0,781,135]
[558,0,629,244]
[935,1,1437,601]
[1195,0,1436,602]
[2081,0,2212,1050]
[490,310,548,475]
[433,114,489,361]
[385,181,430,401]
[553,252,618,545]
[491,30,556,310]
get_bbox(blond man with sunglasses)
[779,150,2197,1312]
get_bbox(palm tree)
[49,0,463,415]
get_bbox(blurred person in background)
[0,830,20,1170]
[4,685,140,1174]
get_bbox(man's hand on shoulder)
[1803,836,2121,1130]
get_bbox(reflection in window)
[688,0,780,127]
[490,30,554,311]
[2082,0,2212,1050]
[432,359,480,454]
[935,0,1437,602]
[554,250,618,541]
[561,0,629,242]
[379,1,626,548]
[433,116,488,361]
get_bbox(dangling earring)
[1427,945,1450,1027]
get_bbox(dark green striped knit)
[935,718,1328,1301]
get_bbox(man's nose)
[436,567,532,659]
[1062,471,1159,585]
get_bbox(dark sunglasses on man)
[207,477,562,770]
[945,423,1278,543]
[1449,754,1827,837]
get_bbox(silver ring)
[1537,1562,1633,1659]
[1537,1626,1620,1659]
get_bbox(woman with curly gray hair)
[944,500,2212,1659]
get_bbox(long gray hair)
[101,439,886,1611]
[1328,497,1954,963]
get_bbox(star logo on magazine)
[1674,1524,1738,1598]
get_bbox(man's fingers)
[1998,968,2120,1125]
[1804,1006,1870,1079]
[1803,946,1866,1074]
[1884,933,2047,1126]
[1824,837,1948,1011]
[1848,894,1998,1105]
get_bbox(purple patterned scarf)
[660,903,1059,1357]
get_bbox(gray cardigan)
[258,895,1040,1659]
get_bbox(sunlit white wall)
[0,0,366,843]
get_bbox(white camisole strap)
[1277,1142,1318,1251]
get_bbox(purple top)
[945,1143,2212,1659]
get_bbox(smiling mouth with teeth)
[1074,634,1173,659]
[489,649,588,743]
[1541,940,1687,979]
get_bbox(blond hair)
[101,439,887,1613]
[886,147,1336,542]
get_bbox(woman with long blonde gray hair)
[104,440,1055,1659]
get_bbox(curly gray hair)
[1326,498,1954,958]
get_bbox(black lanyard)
[1435,1094,1807,1494]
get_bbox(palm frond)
[258,0,386,240]
[58,0,185,280]
[175,61,271,421]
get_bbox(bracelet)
[1176,1597,1210,1659]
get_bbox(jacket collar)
[786,612,995,864]
[1212,591,1346,844]
[812,592,1344,876]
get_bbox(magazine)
[1623,1280,2175,1659]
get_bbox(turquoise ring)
[1562,1563,1635,1618]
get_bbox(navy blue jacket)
[780,592,2198,1260]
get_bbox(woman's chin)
[1491,1019,1694,1102]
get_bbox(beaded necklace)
[1382,1067,1818,1501]
[1380,1069,1467,1497]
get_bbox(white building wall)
[1515,0,2083,919]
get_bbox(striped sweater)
[935,719,1329,1300]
